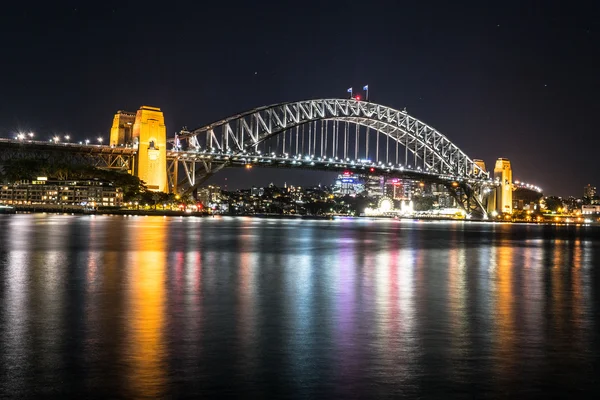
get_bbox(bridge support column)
[493,158,513,215]
[132,106,167,192]
[448,182,488,220]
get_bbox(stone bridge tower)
[493,158,513,215]
[110,106,167,192]
[131,106,167,192]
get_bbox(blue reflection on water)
[0,215,599,398]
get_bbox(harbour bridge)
[0,98,525,219]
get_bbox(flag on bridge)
[347,87,353,93]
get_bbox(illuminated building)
[109,110,136,146]
[0,178,123,208]
[365,175,384,197]
[384,178,408,200]
[197,185,222,207]
[582,205,600,215]
[333,172,365,196]
[493,158,513,214]
[584,184,596,199]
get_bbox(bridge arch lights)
[167,98,493,218]
[176,99,488,180]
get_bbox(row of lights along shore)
[14,132,104,145]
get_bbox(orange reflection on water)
[447,245,467,357]
[494,243,516,377]
[125,219,168,398]
[238,230,258,355]
[571,240,584,329]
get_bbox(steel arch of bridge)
[177,99,488,179]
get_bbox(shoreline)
[3,208,598,225]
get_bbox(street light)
[97,137,103,144]
[85,139,90,145]
[65,135,70,141]
[53,136,60,143]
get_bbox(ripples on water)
[0,215,599,398]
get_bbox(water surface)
[0,215,599,398]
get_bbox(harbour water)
[0,215,599,398]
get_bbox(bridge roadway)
[169,149,495,187]
[0,138,493,185]
[0,138,137,171]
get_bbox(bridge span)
[0,99,536,218]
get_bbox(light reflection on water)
[0,215,599,398]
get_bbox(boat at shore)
[0,205,16,214]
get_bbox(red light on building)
[369,167,375,172]
[343,171,352,176]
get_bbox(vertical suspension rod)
[355,124,358,160]
[320,121,324,157]
[376,129,379,163]
[344,121,348,160]
[365,127,369,160]
[313,121,317,156]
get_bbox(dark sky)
[0,1,598,196]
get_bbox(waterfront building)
[582,205,600,215]
[0,178,123,207]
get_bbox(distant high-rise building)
[333,172,365,196]
[365,176,384,197]
[584,184,596,199]
[494,158,513,214]
[384,178,408,200]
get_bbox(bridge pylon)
[109,106,168,192]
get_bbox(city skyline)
[1,1,598,196]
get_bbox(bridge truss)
[0,139,135,172]
[170,99,493,218]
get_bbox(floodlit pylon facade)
[132,106,167,192]
[493,158,513,214]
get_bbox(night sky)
[0,1,598,196]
